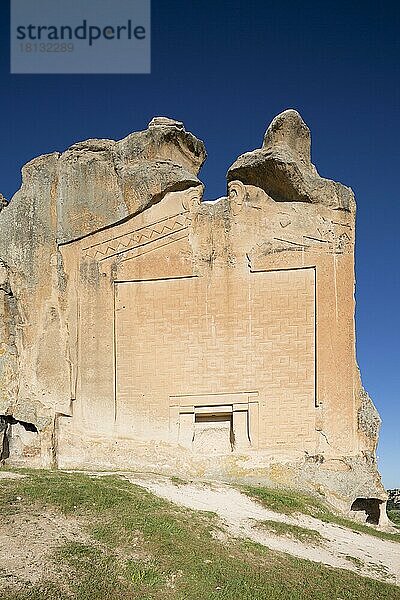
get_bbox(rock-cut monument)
[0,110,388,523]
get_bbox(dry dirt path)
[123,473,400,586]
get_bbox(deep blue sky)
[0,1,398,487]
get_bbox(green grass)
[242,485,323,516]
[344,555,365,569]
[256,519,325,545]
[170,476,187,486]
[388,511,400,528]
[0,470,399,599]
[243,484,400,543]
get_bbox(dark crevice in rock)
[0,416,10,461]
[1,415,38,432]
[350,497,383,525]
[0,415,38,462]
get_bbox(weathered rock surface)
[0,111,386,522]
[0,118,206,463]
[228,110,354,210]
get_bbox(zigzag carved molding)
[82,211,191,260]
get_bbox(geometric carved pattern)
[248,216,353,263]
[82,211,190,260]
[114,268,316,449]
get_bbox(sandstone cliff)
[0,111,386,522]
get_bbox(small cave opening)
[0,415,38,462]
[350,497,383,525]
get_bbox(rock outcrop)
[228,110,354,210]
[0,111,386,522]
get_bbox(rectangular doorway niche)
[170,393,259,454]
[194,411,234,454]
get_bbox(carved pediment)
[82,210,191,262]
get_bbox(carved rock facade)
[0,110,387,522]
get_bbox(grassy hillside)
[244,485,400,543]
[0,470,399,600]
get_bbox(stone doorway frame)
[169,392,259,452]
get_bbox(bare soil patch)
[0,505,87,588]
